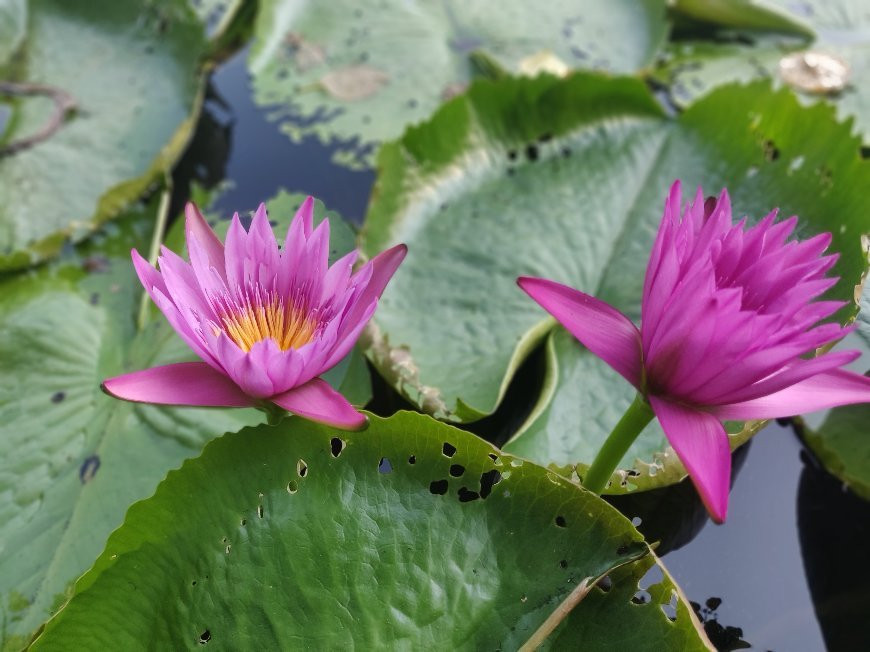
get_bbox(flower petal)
[649,396,731,523]
[517,276,643,388]
[712,368,870,420]
[102,362,255,407]
[271,377,366,430]
[184,202,225,282]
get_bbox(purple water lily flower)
[103,199,406,430]
[519,180,870,522]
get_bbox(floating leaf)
[0,0,208,271]
[30,412,709,650]
[659,0,870,142]
[0,0,26,66]
[0,192,370,646]
[247,0,670,167]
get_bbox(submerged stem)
[582,393,654,494]
[261,403,288,426]
[136,182,172,330]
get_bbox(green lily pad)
[800,370,870,501]
[30,412,709,650]
[0,0,208,271]
[658,0,870,142]
[247,0,669,168]
[0,0,26,66]
[0,192,370,647]
[361,74,870,429]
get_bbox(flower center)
[213,288,318,352]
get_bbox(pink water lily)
[103,199,406,430]
[518,180,870,522]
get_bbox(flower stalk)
[582,393,654,494]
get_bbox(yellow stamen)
[219,292,318,352]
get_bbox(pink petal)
[338,244,407,338]
[271,377,366,430]
[712,368,870,420]
[102,362,255,407]
[517,276,643,388]
[649,396,731,523]
[184,202,225,282]
[224,213,248,292]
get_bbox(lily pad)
[0,192,370,647]
[30,412,709,650]
[247,0,670,168]
[361,74,870,428]
[799,370,870,501]
[658,0,870,142]
[0,0,208,271]
[0,0,26,66]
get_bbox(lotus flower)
[519,180,870,522]
[103,199,406,430]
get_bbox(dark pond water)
[171,46,870,652]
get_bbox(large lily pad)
[0,192,370,647]
[247,0,669,168]
[658,0,870,142]
[361,74,870,429]
[0,0,207,271]
[30,412,710,650]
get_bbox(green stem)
[260,403,287,426]
[583,393,654,494]
[136,181,172,331]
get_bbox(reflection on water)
[171,43,870,652]
[798,448,870,652]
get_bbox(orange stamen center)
[214,289,318,352]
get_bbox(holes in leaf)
[555,515,567,528]
[509,459,523,468]
[559,559,568,569]
[79,455,100,484]
[408,455,416,465]
[257,505,264,519]
[429,479,448,495]
[191,580,197,587]
[51,391,65,403]
[458,487,479,502]
[330,438,345,457]
[762,139,780,162]
[487,453,501,465]
[632,589,651,605]
[378,457,393,473]
[240,519,246,526]
[297,459,308,477]
[199,630,211,644]
[442,442,456,457]
[661,590,678,622]
[225,545,231,554]
[616,543,631,555]
[597,575,612,593]
[525,144,539,161]
[478,470,502,499]
[286,481,298,494]
[449,464,465,477]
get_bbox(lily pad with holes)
[657,0,870,142]
[361,73,870,427]
[0,0,208,271]
[0,192,370,647]
[799,370,870,501]
[247,0,669,168]
[30,412,710,650]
